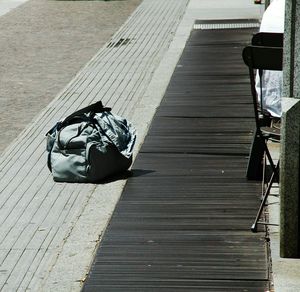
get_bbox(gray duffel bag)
[46,101,136,183]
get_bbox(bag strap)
[61,101,111,128]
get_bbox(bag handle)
[60,101,111,128]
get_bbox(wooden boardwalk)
[82,25,270,291]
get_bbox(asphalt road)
[0,0,141,154]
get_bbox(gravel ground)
[0,0,141,154]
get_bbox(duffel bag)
[46,101,136,183]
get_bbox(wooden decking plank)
[156,106,254,118]
[147,117,253,133]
